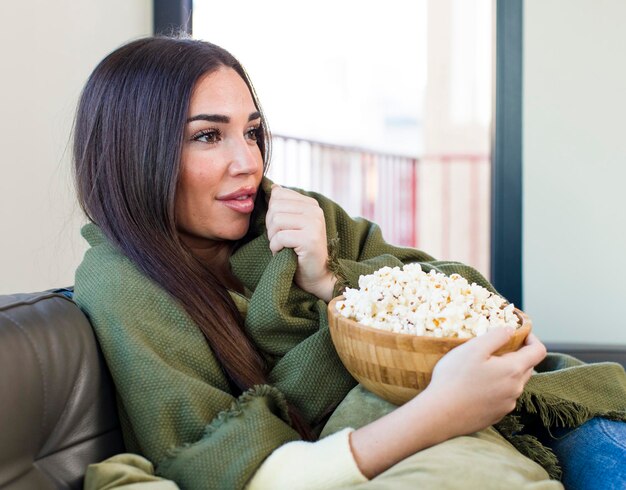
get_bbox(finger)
[524,333,544,348]
[268,241,283,256]
[267,207,323,239]
[269,198,320,217]
[465,327,515,357]
[267,211,310,229]
[506,334,547,370]
[267,206,324,236]
[270,230,296,255]
[266,212,307,240]
[270,185,299,201]
[267,192,320,220]
[517,333,547,363]
[270,186,319,207]
[268,229,290,255]
[268,229,307,256]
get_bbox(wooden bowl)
[328,296,532,405]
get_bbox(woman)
[73,37,626,490]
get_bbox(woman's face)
[176,67,264,249]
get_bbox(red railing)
[268,134,490,275]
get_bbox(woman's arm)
[265,182,497,303]
[351,329,547,478]
[248,328,547,487]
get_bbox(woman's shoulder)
[73,223,186,331]
[75,223,144,297]
[74,223,231,408]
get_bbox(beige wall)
[0,1,152,294]
[524,0,626,343]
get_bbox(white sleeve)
[246,428,369,490]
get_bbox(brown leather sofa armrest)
[0,290,124,490]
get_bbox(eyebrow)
[186,111,261,124]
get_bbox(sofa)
[0,290,124,490]
[1,289,625,490]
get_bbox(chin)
[222,229,249,241]
[219,219,252,241]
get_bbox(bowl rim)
[328,295,532,348]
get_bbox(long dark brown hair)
[73,36,313,439]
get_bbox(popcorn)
[335,264,519,337]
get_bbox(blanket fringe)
[327,234,349,297]
[510,433,561,480]
[160,384,291,470]
[517,391,591,429]
[203,385,292,439]
[495,414,562,480]
[518,390,626,428]
[496,392,626,481]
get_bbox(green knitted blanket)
[75,178,626,489]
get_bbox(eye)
[246,126,261,142]
[192,128,222,144]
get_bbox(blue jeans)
[543,417,626,490]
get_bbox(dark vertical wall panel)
[153,0,193,35]
[491,0,523,307]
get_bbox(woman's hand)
[423,329,547,438]
[350,328,547,479]
[266,184,336,301]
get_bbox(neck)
[179,235,245,294]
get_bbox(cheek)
[175,167,219,230]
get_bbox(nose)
[228,138,261,176]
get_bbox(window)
[192,0,494,277]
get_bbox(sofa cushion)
[0,291,124,490]
[544,342,626,368]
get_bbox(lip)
[217,186,257,201]
[216,186,257,214]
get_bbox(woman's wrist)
[317,272,338,302]
[303,271,337,302]
[349,388,457,479]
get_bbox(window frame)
[153,0,192,35]
[491,0,523,307]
